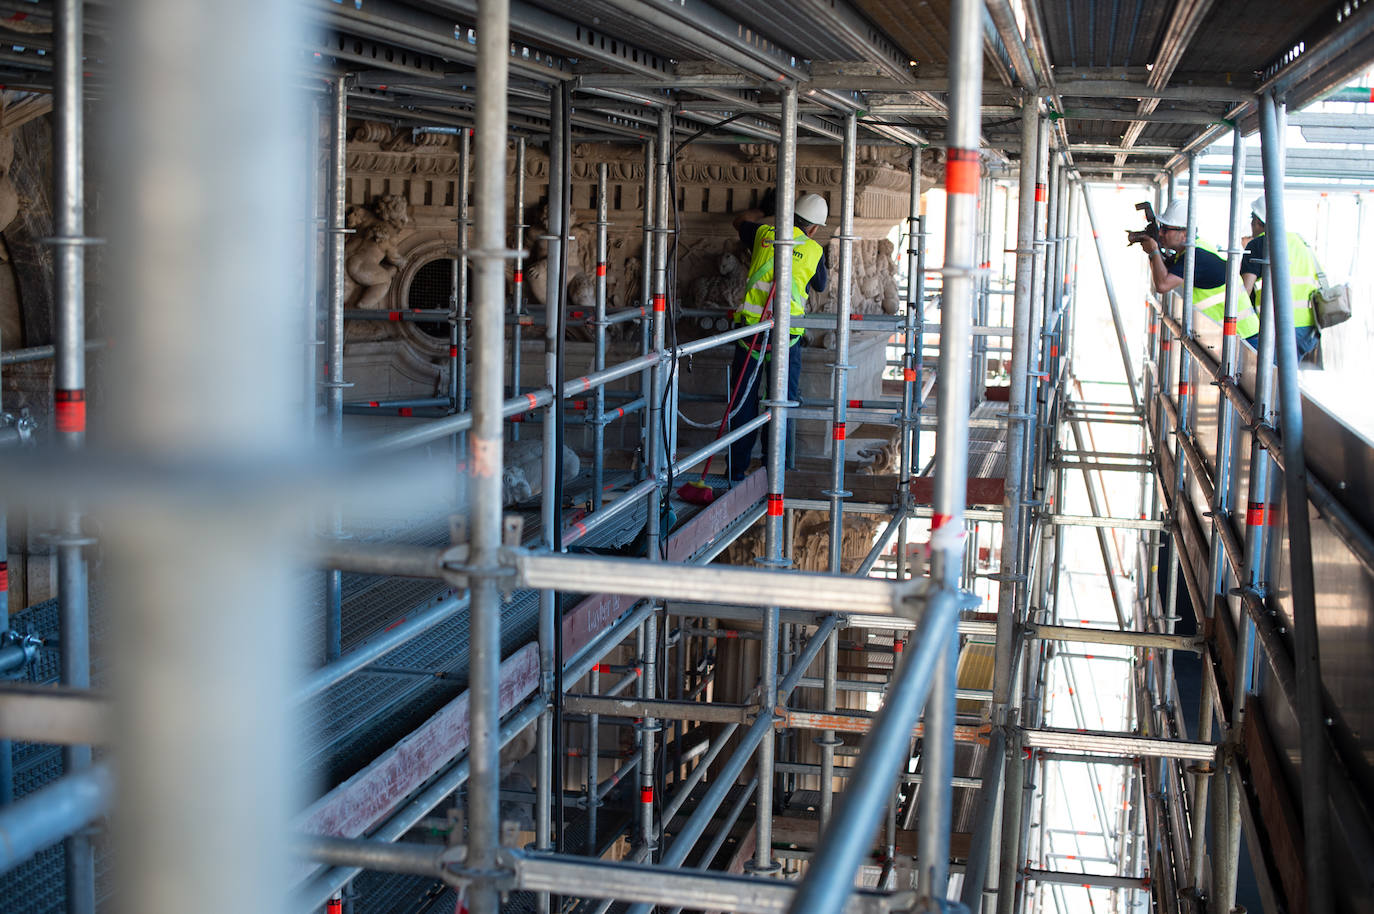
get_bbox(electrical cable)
[661,112,759,476]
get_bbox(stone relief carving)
[345,194,412,308]
[0,132,19,236]
[719,437,901,572]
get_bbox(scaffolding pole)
[54,0,93,907]
[1258,89,1332,914]
[820,108,858,829]
[753,83,798,877]
[110,4,305,914]
[463,1,512,908]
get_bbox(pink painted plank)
[294,641,540,860]
[666,467,766,564]
[294,468,768,880]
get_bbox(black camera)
[1125,201,1160,246]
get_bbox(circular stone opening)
[406,257,454,339]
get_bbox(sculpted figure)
[346,222,408,308]
[344,194,413,308]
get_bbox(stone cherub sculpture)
[345,194,412,308]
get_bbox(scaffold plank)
[1022,727,1216,761]
[292,642,540,869]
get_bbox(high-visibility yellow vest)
[732,224,824,357]
[1191,239,1261,339]
[1252,231,1319,329]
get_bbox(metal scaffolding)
[0,2,1372,914]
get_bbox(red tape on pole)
[767,494,784,517]
[1223,317,1237,336]
[832,422,846,441]
[1246,502,1265,526]
[55,389,85,434]
[946,148,980,196]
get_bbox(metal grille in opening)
[407,257,453,338]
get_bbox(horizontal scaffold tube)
[1023,867,1150,890]
[0,763,112,876]
[1021,726,1217,761]
[509,848,898,913]
[363,321,774,455]
[512,549,924,617]
[561,694,750,724]
[1027,623,1202,653]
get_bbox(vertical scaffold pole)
[1021,120,1049,535]
[920,0,983,903]
[304,99,322,440]
[535,87,565,909]
[819,110,858,828]
[827,111,856,575]
[454,128,470,416]
[640,139,655,477]
[1208,135,1246,601]
[1162,157,1200,717]
[593,163,609,510]
[111,2,304,912]
[897,144,922,581]
[511,138,526,439]
[992,100,1040,914]
[645,110,670,559]
[1080,188,1142,415]
[324,76,347,665]
[753,84,798,877]
[1258,89,1331,914]
[995,100,1039,719]
[638,106,672,858]
[466,0,510,908]
[54,0,93,907]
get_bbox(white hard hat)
[1158,199,1189,229]
[1250,195,1266,223]
[795,193,829,226]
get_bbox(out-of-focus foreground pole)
[54,0,93,909]
[110,3,306,914]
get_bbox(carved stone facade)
[340,121,926,458]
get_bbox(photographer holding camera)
[1130,200,1247,338]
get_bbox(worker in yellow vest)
[1137,200,1243,339]
[727,193,829,480]
[1240,195,1321,359]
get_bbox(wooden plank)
[784,470,899,505]
[771,815,973,860]
[1243,696,1308,914]
[909,476,1006,506]
[563,590,638,661]
[667,467,766,563]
